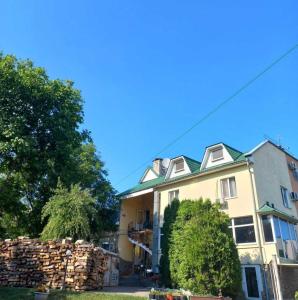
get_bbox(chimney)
[153,158,170,176]
[153,158,163,176]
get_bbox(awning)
[257,204,298,223]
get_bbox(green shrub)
[169,199,241,297]
[160,199,180,287]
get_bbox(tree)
[41,182,96,240]
[169,199,241,297]
[160,199,180,287]
[0,53,117,238]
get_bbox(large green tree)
[0,53,117,238]
[169,199,241,297]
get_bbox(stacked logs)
[0,237,108,290]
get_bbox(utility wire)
[116,43,298,186]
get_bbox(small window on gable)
[175,159,184,173]
[211,147,223,161]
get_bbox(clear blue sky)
[1,1,297,192]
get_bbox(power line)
[116,43,298,186]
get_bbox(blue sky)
[1,1,297,192]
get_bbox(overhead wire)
[116,43,298,186]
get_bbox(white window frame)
[211,147,224,162]
[273,215,298,259]
[229,216,256,245]
[221,177,237,199]
[241,265,263,300]
[261,215,275,244]
[168,189,179,204]
[174,159,184,173]
[281,186,290,208]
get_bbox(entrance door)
[242,265,263,300]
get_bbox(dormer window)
[175,159,184,173]
[211,147,223,161]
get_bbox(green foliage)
[169,199,241,297]
[41,182,96,240]
[295,290,298,300]
[0,53,117,239]
[160,199,180,287]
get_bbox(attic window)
[211,147,223,161]
[175,159,184,172]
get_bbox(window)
[211,147,223,161]
[244,267,260,298]
[168,190,179,204]
[261,215,274,242]
[281,186,290,208]
[273,216,298,259]
[221,177,237,199]
[175,159,184,172]
[229,216,256,244]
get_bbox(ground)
[0,287,148,300]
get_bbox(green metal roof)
[119,143,246,197]
[118,176,165,197]
[257,204,298,223]
[223,143,243,161]
[184,156,201,173]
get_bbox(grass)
[0,287,147,300]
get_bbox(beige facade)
[118,141,298,299]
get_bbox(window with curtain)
[221,177,237,199]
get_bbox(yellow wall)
[118,192,153,262]
[158,164,255,225]
[156,163,267,264]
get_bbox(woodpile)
[0,237,109,290]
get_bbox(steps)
[119,274,140,286]
[119,274,154,287]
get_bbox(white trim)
[139,168,158,183]
[241,264,263,300]
[165,156,191,179]
[200,143,234,170]
[121,188,153,199]
[220,176,237,199]
[245,140,269,156]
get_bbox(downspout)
[246,157,270,300]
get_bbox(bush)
[169,199,241,297]
[160,199,180,287]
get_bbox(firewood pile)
[0,237,109,290]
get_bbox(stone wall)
[0,237,111,291]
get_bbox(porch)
[118,190,155,275]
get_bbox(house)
[118,140,298,300]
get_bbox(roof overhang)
[157,160,247,189]
[257,206,298,223]
[121,188,153,199]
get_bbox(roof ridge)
[222,143,243,154]
[183,155,201,164]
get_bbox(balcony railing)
[128,221,153,233]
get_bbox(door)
[242,265,263,300]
